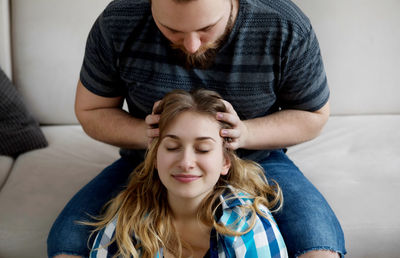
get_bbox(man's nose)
[178,149,196,171]
[183,32,201,54]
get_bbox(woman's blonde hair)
[85,89,282,258]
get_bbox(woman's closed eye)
[165,147,211,153]
[196,149,211,154]
[195,143,214,153]
[166,146,180,151]
[163,141,180,151]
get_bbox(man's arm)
[217,100,330,150]
[74,80,148,149]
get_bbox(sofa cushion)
[0,125,119,258]
[0,67,48,157]
[287,115,400,258]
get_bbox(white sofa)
[0,0,399,257]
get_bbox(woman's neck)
[166,193,212,258]
[167,193,204,220]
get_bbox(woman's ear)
[221,154,231,176]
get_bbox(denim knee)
[259,150,346,257]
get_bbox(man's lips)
[172,174,201,183]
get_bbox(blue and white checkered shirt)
[90,186,287,258]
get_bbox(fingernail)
[221,129,227,136]
[217,113,223,119]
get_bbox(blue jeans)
[47,150,346,257]
[259,150,346,257]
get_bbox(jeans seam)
[49,251,89,258]
[294,246,347,258]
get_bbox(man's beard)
[171,2,234,69]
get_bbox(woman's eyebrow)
[163,135,216,142]
[196,137,216,142]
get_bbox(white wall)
[293,0,400,115]
[0,0,11,78]
[11,0,112,124]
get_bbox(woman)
[85,89,287,258]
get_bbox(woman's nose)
[178,149,196,171]
[183,32,201,54]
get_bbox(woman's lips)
[172,174,201,183]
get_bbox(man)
[48,0,346,257]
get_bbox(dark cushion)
[0,67,48,157]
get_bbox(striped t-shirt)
[80,0,329,162]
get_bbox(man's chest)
[118,58,279,120]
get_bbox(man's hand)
[215,100,330,151]
[216,100,249,150]
[145,100,161,146]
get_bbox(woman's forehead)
[162,111,221,139]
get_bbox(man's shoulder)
[95,0,153,43]
[242,0,312,35]
[101,0,151,20]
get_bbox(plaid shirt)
[90,186,287,258]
